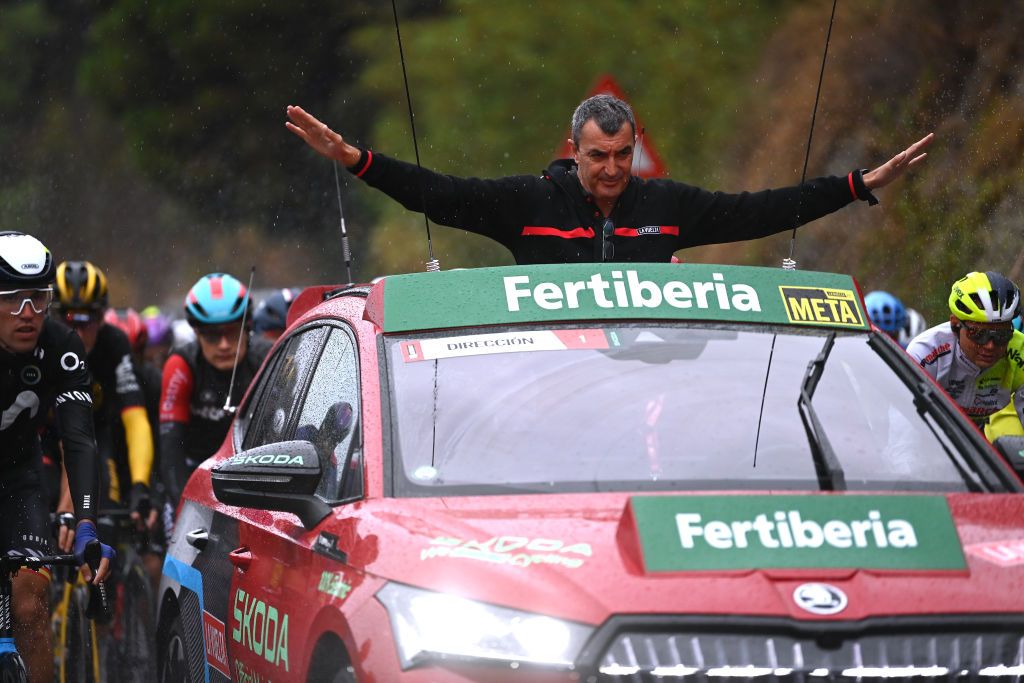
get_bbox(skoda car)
[157,263,1024,683]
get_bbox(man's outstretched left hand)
[863,133,934,190]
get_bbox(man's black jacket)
[348,150,874,264]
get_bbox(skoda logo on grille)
[793,583,848,615]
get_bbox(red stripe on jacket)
[521,226,595,239]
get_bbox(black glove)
[129,482,152,519]
[52,511,76,541]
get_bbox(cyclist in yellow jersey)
[986,386,1024,441]
[52,262,157,531]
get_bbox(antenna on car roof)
[333,161,354,283]
[753,0,838,471]
[391,0,440,273]
[783,0,838,272]
[223,265,255,414]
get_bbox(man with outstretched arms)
[0,232,114,683]
[160,273,271,509]
[906,271,1024,429]
[287,96,932,264]
[52,261,157,532]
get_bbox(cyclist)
[0,232,113,682]
[986,311,1024,441]
[906,271,1024,428]
[986,386,1024,441]
[160,273,272,508]
[53,262,157,533]
[140,305,174,369]
[864,290,906,343]
[898,307,928,349]
[105,308,161,449]
[252,286,301,340]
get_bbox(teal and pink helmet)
[184,273,251,326]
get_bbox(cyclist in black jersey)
[0,232,114,683]
[53,261,157,533]
[105,306,168,591]
[160,273,271,508]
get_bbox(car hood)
[337,491,1024,625]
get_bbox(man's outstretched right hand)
[285,105,362,166]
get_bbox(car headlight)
[376,583,594,670]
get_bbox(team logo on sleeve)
[115,354,141,394]
[55,391,93,406]
[60,352,84,372]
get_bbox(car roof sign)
[364,263,869,333]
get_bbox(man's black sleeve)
[347,149,538,248]
[52,331,100,522]
[672,172,865,248]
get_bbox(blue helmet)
[1014,315,1023,333]
[252,287,301,335]
[184,273,251,325]
[864,290,907,335]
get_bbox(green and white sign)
[630,495,965,572]
[369,263,870,333]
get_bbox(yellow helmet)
[949,271,1020,323]
[54,260,109,312]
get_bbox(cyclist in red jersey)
[160,273,271,509]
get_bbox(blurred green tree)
[77,0,444,235]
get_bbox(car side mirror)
[993,436,1024,478]
[211,440,331,529]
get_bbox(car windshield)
[384,323,978,496]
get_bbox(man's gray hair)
[570,94,636,147]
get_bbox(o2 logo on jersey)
[20,365,41,385]
[60,352,84,372]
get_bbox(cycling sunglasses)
[0,287,53,316]
[958,321,1014,346]
[195,323,245,344]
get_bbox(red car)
[156,263,1024,683]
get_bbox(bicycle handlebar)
[0,553,78,575]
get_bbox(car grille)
[588,618,1024,682]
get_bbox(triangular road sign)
[556,74,668,178]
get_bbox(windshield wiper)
[866,335,989,492]
[798,332,846,490]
